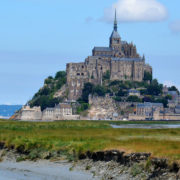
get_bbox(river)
[111,124,180,129]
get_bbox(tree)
[116,89,127,97]
[55,71,66,79]
[103,70,110,80]
[127,96,142,102]
[113,96,122,102]
[143,95,154,102]
[168,86,179,94]
[81,83,94,103]
[143,71,152,81]
[93,85,106,97]
[30,96,59,111]
[147,79,163,96]
[154,98,168,108]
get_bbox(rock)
[129,153,151,162]
[177,169,180,179]
[96,151,104,161]
[86,151,92,159]
[41,151,51,159]
[169,162,179,173]
[92,152,98,161]
[104,150,124,162]
[151,158,168,169]
[16,145,26,154]
[0,142,5,149]
[78,153,86,160]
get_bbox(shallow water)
[0,160,96,180]
[111,124,180,129]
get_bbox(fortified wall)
[66,12,152,101]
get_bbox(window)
[77,73,80,76]
[81,73,84,76]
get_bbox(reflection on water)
[111,124,180,129]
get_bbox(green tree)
[103,70,110,80]
[116,89,127,97]
[143,71,152,81]
[168,86,179,94]
[55,71,66,79]
[127,96,142,102]
[147,79,163,96]
[93,85,106,96]
[81,83,94,103]
[30,96,59,111]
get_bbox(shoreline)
[0,149,180,180]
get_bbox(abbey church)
[67,11,152,100]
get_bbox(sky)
[0,0,180,105]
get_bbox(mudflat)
[0,160,96,180]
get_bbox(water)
[0,160,95,180]
[111,124,180,129]
[0,105,22,118]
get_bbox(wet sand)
[0,160,96,180]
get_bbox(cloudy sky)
[0,0,180,105]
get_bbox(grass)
[0,120,180,161]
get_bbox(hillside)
[29,71,67,111]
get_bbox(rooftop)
[137,102,163,108]
[93,47,112,52]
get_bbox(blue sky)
[0,0,180,105]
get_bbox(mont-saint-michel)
[1,1,180,179]
[12,12,180,121]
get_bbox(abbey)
[67,11,152,100]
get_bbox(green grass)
[0,120,180,161]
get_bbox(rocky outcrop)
[78,150,180,180]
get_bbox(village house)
[129,102,164,120]
[128,89,140,97]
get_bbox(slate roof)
[110,30,120,39]
[137,102,163,108]
[93,47,112,52]
[128,89,140,93]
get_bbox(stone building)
[18,104,79,121]
[66,11,152,101]
[42,103,80,121]
[20,105,42,121]
[129,102,164,120]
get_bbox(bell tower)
[109,10,121,50]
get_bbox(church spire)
[114,9,118,32]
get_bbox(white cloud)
[169,20,180,34]
[102,0,168,22]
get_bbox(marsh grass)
[0,120,180,161]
